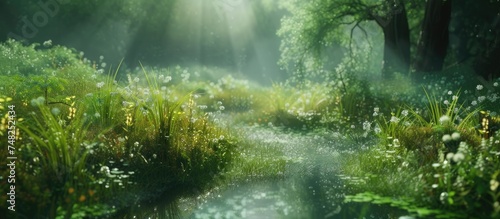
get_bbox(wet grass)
[1,40,500,218]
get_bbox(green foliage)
[341,76,500,218]
[0,39,100,116]
[277,0,425,80]
[0,43,237,218]
[18,99,95,218]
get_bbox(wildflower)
[99,55,104,60]
[442,134,452,142]
[163,76,172,83]
[94,112,100,118]
[451,132,460,141]
[101,62,106,68]
[448,91,453,95]
[68,187,75,194]
[100,166,110,175]
[476,84,484,90]
[401,110,408,117]
[30,96,45,106]
[478,96,486,102]
[490,179,499,191]
[362,121,371,131]
[471,100,477,106]
[390,116,399,123]
[440,192,448,203]
[133,77,140,83]
[443,100,450,105]
[79,195,86,202]
[51,107,61,116]
[43,40,52,47]
[439,115,451,125]
[452,152,465,162]
[96,82,105,88]
[446,152,454,160]
[494,82,498,87]
[393,138,400,147]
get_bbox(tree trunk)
[376,0,411,78]
[474,38,500,79]
[413,0,452,74]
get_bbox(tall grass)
[19,99,94,219]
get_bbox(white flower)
[451,132,460,141]
[393,138,400,147]
[491,179,499,191]
[446,152,454,160]
[442,134,452,142]
[100,166,110,175]
[444,100,450,105]
[390,116,400,123]
[494,82,498,87]
[30,96,45,106]
[452,152,465,162]
[164,76,172,83]
[43,40,52,47]
[471,100,477,106]
[96,82,105,88]
[94,112,100,118]
[477,85,484,90]
[401,110,409,117]
[362,121,371,131]
[439,115,451,124]
[478,96,486,102]
[51,107,60,116]
[133,77,140,83]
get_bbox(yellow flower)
[79,195,86,202]
[68,187,75,194]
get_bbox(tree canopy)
[278,0,500,80]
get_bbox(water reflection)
[113,190,183,219]
[117,126,409,219]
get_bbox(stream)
[119,124,412,219]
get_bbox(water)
[120,125,409,219]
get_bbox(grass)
[0,41,238,218]
[1,40,500,218]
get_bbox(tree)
[278,0,423,79]
[450,0,500,79]
[413,0,452,74]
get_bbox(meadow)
[1,40,499,218]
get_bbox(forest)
[0,0,499,218]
